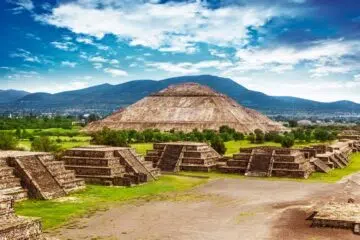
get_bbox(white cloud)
[9,49,40,63]
[76,37,94,45]
[209,48,228,58]
[104,68,128,77]
[225,39,360,76]
[76,36,110,50]
[61,61,77,68]
[25,33,41,41]
[7,0,34,14]
[35,1,292,53]
[51,41,77,51]
[147,60,233,74]
[109,59,119,65]
[92,63,103,69]
[89,56,108,63]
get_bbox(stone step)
[218,166,247,174]
[226,160,249,167]
[0,178,22,190]
[43,161,66,172]
[65,165,125,176]
[271,169,310,178]
[312,159,332,173]
[0,187,28,201]
[0,167,17,179]
[61,178,86,193]
[63,156,121,167]
[180,164,216,172]
[0,216,43,240]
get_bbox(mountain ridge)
[1,75,360,115]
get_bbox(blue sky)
[1,0,360,102]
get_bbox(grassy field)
[19,136,91,151]
[15,175,207,230]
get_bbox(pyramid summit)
[85,82,286,133]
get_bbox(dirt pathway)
[50,176,360,240]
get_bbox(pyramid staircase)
[6,153,86,200]
[219,147,314,179]
[145,142,220,172]
[62,146,160,186]
[116,148,160,184]
[158,145,184,172]
[0,158,28,202]
[0,195,43,240]
[311,158,331,173]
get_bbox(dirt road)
[50,176,360,240]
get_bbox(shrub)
[254,129,265,144]
[0,132,19,150]
[31,136,60,152]
[248,133,255,144]
[281,135,295,148]
[211,136,226,155]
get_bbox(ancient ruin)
[0,151,85,201]
[62,146,160,186]
[218,147,315,178]
[85,83,286,133]
[0,195,43,239]
[145,142,220,172]
[311,202,360,235]
[338,130,360,140]
[218,140,359,179]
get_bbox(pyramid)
[85,83,286,133]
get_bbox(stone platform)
[0,151,85,200]
[218,147,315,178]
[62,146,160,186]
[144,142,220,172]
[0,195,44,239]
[312,203,360,235]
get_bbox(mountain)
[2,75,360,115]
[0,90,29,103]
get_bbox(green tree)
[281,135,295,148]
[211,136,226,155]
[254,129,265,144]
[248,133,255,144]
[0,132,19,150]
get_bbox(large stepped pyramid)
[0,195,44,239]
[62,146,160,186]
[145,142,220,172]
[0,151,85,200]
[219,147,315,178]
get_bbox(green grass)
[130,143,153,155]
[15,175,206,230]
[18,139,90,151]
[309,153,360,182]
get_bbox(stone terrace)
[0,195,43,239]
[145,142,221,172]
[0,151,85,200]
[218,147,315,178]
[312,203,360,235]
[62,146,160,186]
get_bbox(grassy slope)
[15,175,206,230]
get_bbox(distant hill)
[2,75,360,115]
[0,90,29,103]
